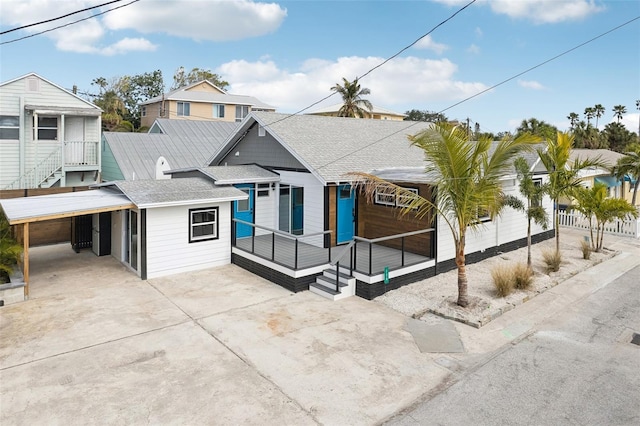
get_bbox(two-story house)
[139,80,275,128]
[0,73,102,189]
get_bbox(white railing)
[558,210,640,238]
[64,140,99,166]
[2,140,100,190]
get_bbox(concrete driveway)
[0,244,449,425]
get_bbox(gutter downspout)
[19,96,25,184]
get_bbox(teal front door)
[234,184,254,238]
[336,185,355,244]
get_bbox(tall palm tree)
[331,77,373,118]
[537,132,605,253]
[612,143,640,205]
[613,105,627,123]
[584,107,595,127]
[594,104,605,128]
[567,112,579,129]
[351,123,540,307]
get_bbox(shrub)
[513,263,534,290]
[491,265,514,297]
[1,212,23,284]
[580,239,592,260]
[542,249,562,273]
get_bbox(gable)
[185,81,226,94]
[216,123,305,170]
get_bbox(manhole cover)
[631,333,640,346]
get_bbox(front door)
[234,184,254,238]
[336,185,355,244]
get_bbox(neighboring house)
[0,73,102,190]
[306,103,406,121]
[102,118,237,181]
[559,149,632,208]
[202,111,553,300]
[139,80,276,128]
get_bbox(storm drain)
[631,333,640,346]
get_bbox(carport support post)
[23,222,30,298]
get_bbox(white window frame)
[189,207,218,243]
[213,104,225,118]
[0,115,19,140]
[177,102,191,117]
[374,186,419,208]
[235,105,249,122]
[35,116,58,140]
[396,188,419,208]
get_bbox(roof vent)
[26,77,40,92]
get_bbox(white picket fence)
[558,210,640,239]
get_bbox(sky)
[1,0,639,135]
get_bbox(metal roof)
[100,177,247,208]
[211,111,433,184]
[0,189,134,225]
[103,120,237,180]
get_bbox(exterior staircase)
[2,147,62,190]
[309,267,356,301]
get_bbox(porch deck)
[235,234,430,276]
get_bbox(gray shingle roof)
[104,120,237,180]
[571,149,623,168]
[244,111,433,183]
[141,86,275,110]
[199,165,280,184]
[101,177,247,208]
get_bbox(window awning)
[623,175,637,185]
[594,176,621,187]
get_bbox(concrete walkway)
[2,229,639,425]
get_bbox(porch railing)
[2,146,62,190]
[558,210,640,238]
[352,228,435,275]
[64,140,99,166]
[233,219,333,270]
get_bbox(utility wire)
[264,0,477,126]
[314,15,640,171]
[0,0,124,35]
[0,0,140,46]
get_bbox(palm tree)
[612,143,640,205]
[584,107,595,127]
[330,77,373,118]
[567,112,579,129]
[613,105,627,123]
[537,131,605,253]
[351,123,541,307]
[594,104,605,128]
[572,183,638,251]
[95,90,126,131]
[513,157,549,267]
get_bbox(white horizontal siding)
[0,141,20,186]
[145,202,232,279]
[2,76,99,110]
[277,170,325,247]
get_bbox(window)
[141,106,147,117]
[213,104,225,118]
[257,183,270,197]
[235,105,249,122]
[177,102,190,117]
[532,179,542,208]
[476,207,491,223]
[35,116,57,140]
[189,207,218,242]
[0,115,19,140]
[374,186,418,208]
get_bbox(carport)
[0,189,134,298]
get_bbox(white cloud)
[475,27,483,37]
[518,79,546,90]
[0,0,286,54]
[466,44,480,54]
[490,0,604,24]
[432,0,604,24]
[613,114,640,134]
[217,56,488,113]
[102,0,287,41]
[414,35,449,54]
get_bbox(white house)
[0,73,102,190]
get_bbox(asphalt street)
[387,265,640,426]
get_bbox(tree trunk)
[527,218,532,268]
[455,236,468,308]
[554,199,560,253]
[632,179,640,206]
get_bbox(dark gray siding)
[216,125,305,170]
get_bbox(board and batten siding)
[254,183,277,236]
[436,177,553,263]
[277,170,325,247]
[144,202,232,279]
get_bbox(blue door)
[336,185,355,244]
[234,184,254,238]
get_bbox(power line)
[314,15,640,171]
[0,0,140,46]
[0,0,125,35]
[264,0,477,126]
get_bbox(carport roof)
[0,189,134,225]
